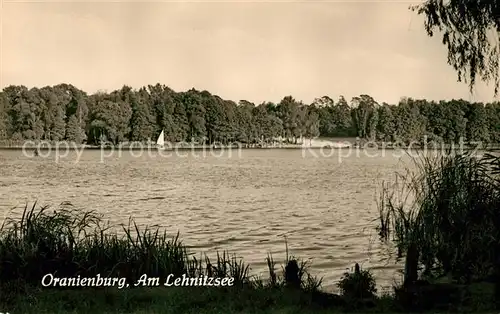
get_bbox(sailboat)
[156,130,165,149]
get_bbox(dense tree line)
[0,84,499,145]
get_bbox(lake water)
[0,147,412,292]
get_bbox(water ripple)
[0,149,406,292]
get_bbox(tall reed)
[0,203,321,293]
[378,150,500,285]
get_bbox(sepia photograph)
[1,0,500,313]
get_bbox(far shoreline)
[0,144,499,151]
[1,138,499,151]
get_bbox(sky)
[0,0,498,105]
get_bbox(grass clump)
[0,202,192,287]
[338,263,377,300]
[0,202,260,289]
[377,150,500,310]
[255,241,322,292]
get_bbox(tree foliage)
[412,0,500,95]
[0,84,500,145]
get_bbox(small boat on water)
[156,130,165,149]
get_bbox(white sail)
[156,130,165,147]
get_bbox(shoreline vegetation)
[1,84,500,151]
[2,151,500,313]
[2,139,500,151]
[2,0,500,311]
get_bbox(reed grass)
[0,202,323,305]
[377,150,500,285]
